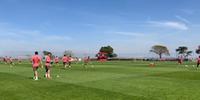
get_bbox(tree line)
[42,45,200,59]
[150,45,200,59]
[42,46,117,59]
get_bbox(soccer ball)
[185,65,188,67]
[78,58,82,61]
[56,75,60,78]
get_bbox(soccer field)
[0,61,200,100]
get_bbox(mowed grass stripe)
[1,61,200,100]
[78,72,200,100]
[0,72,150,100]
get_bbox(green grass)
[0,61,200,100]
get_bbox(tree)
[176,46,192,58]
[43,50,54,58]
[63,50,74,57]
[97,45,117,58]
[185,51,193,58]
[176,46,188,55]
[109,53,118,58]
[196,45,200,54]
[150,45,170,59]
[100,46,113,54]
[43,51,52,56]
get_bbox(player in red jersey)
[31,51,42,80]
[62,55,69,68]
[3,56,8,64]
[7,57,15,67]
[54,56,59,65]
[178,55,183,64]
[84,56,90,65]
[45,53,52,79]
[83,56,90,68]
[68,55,72,68]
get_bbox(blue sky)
[0,0,200,57]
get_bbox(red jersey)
[54,57,59,63]
[62,56,69,63]
[8,58,12,62]
[45,56,51,66]
[32,55,41,67]
[84,57,90,63]
[197,58,200,63]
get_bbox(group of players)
[31,54,200,80]
[2,56,16,66]
[2,52,200,80]
[31,51,90,80]
[177,55,200,68]
[1,51,91,80]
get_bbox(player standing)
[83,56,90,67]
[68,55,72,68]
[31,51,42,80]
[54,56,59,65]
[45,53,52,79]
[3,56,8,64]
[62,55,69,69]
[8,57,14,67]
[178,55,183,64]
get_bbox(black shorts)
[63,62,67,65]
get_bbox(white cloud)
[175,15,190,24]
[44,35,71,41]
[180,9,195,15]
[0,29,72,41]
[83,23,96,27]
[107,30,199,58]
[0,27,73,54]
[148,21,189,30]
[112,32,145,37]
[107,31,162,54]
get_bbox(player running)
[45,53,52,79]
[68,55,72,68]
[62,55,70,69]
[31,51,42,80]
[3,56,8,64]
[83,56,90,68]
[54,56,59,65]
[8,57,14,67]
[178,55,183,64]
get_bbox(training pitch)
[0,61,200,100]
